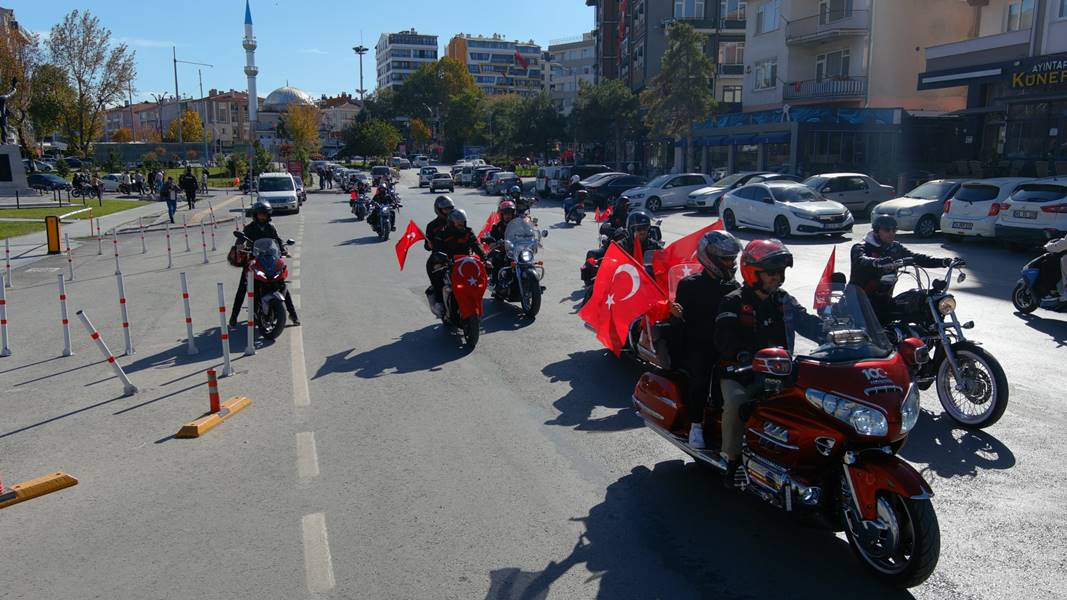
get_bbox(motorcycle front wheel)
[842,488,940,589]
[936,342,1009,428]
[520,271,542,318]
[1011,282,1040,314]
[462,316,480,349]
[260,298,287,340]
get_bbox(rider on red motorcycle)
[668,231,743,449]
[229,201,299,327]
[427,208,487,317]
[714,239,822,487]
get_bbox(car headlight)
[630,193,645,199]
[900,385,920,434]
[519,249,534,262]
[937,295,956,315]
[790,209,815,219]
[805,389,889,437]
[897,208,914,217]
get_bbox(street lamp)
[353,45,368,100]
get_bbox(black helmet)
[434,195,455,217]
[252,201,272,218]
[697,230,743,279]
[873,215,898,232]
[626,209,653,234]
[447,208,468,228]
[509,185,522,198]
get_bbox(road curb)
[176,396,252,438]
[0,472,79,510]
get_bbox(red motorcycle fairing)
[746,398,848,472]
[633,372,685,430]
[250,258,288,283]
[451,255,488,319]
[845,451,933,521]
[794,355,912,438]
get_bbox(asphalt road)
[0,169,1063,599]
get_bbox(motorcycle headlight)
[519,249,534,263]
[897,208,914,217]
[937,295,956,316]
[805,389,889,437]
[900,384,920,434]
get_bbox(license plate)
[952,221,974,230]
[1013,210,1038,219]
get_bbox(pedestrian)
[200,169,209,194]
[325,168,332,189]
[134,171,145,196]
[161,176,179,223]
[121,170,131,195]
[92,173,103,201]
[179,167,197,209]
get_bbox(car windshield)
[646,175,671,188]
[258,177,294,192]
[1011,184,1067,204]
[905,181,956,200]
[802,176,829,190]
[771,186,821,203]
[433,174,450,179]
[954,184,999,203]
[791,284,894,363]
[713,173,749,188]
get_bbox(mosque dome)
[263,86,315,112]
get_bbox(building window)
[1060,0,1067,18]
[719,41,744,64]
[816,49,850,81]
[819,0,853,24]
[754,58,777,90]
[756,0,780,34]
[720,0,746,21]
[722,85,742,103]
[674,0,705,18]
[1006,0,1034,31]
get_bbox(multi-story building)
[917,0,1067,176]
[375,29,439,92]
[446,34,544,97]
[103,90,263,153]
[546,33,597,114]
[587,0,620,81]
[319,92,362,157]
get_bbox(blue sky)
[16,0,594,103]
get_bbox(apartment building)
[375,29,439,92]
[546,33,597,114]
[103,90,262,153]
[917,0,1067,176]
[446,34,544,97]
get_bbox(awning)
[944,105,1006,116]
[754,132,791,144]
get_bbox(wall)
[743,0,788,111]
[1043,2,1067,54]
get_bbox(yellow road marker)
[0,472,79,510]
[176,396,252,438]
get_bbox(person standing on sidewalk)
[200,169,209,194]
[161,176,179,223]
[92,173,103,201]
[179,167,198,209]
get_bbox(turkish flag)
[814,247,837,310]
[579,242,667,355]
[593,207,602,221]
[477,210,501,252]
[451,255,488,318]
[394,220,425,271]
[651,219,723,289]
[514,49,529,69]
[595,205,614,223]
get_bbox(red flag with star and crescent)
[651,219,724,289]
[395,220,425,271]
[578,242,668,355]
[814,247,837,310]
[594,204,614,223]
[477,210,501,252]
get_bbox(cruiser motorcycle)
[485,216,548,318]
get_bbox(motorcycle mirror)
[286,239,295,246]
[957,271,967,283]
[232,231,242,239]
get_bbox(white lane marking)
[292,295,301,309]
[292,324,310,407]
[295,432,320,479]
[301,513,336,593]
[288,280,301,290]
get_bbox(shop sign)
[1010,53,1067,89]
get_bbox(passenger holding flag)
[578,242,668,356]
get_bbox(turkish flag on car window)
[651,219,723,290]
[579,242,667,356]
[395,220,425,271]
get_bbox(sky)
[15,0,594,104]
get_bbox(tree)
[409,117,431,149]
[341,118,401,159]
[102,146,122,172]
[516,93,565,160]
[640,22,717,169]
[282,104,320,155]
[226,153,247,179]
[166,110,203,143]
[141,151,161,173]
[54,158,70,178]
[441,87,484,162]
[395,57,477,120]
[252,141,272,176]
[27,63,74,140]
[47,10,136,157]
[360,87,399,122]
[481,94,523,158]
[111,127,132,143]
[575,80,639,169]
[0,24,43,158]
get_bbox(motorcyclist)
[850,215,958,323]
[618,210,663,264]
[229,201,299,327]
[1044,235,1067,299]
[565,189,588,219]
[598,195,631,239]
[667,231,743,449]
[424,196,456,315]
[427,208,488,317]
[367,185,396,233]
[506,185,533,214]
[714,239,823,488]
[483,200,518,288]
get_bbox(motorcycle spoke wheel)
[936,347,1006,427]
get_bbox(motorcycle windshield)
[791,284,894,363]
[253,238,282,276]
[504,217,540,259]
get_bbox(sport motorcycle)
[235,232,295,340]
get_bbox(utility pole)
[172,46,213,147]
[353,44,368,100]
[198,69,210,163]
[127,82,136,140]
[150,92,170,141]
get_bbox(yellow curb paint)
[176,396,252,438]
[0,472,79,510]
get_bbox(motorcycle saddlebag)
[633,372,685,430]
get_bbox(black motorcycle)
[485,217,548,318]
[351,194,370,221]
[369,198,398,241]
[1012,248,1067,315]
[563,196,586,225]
[884,258,1008,429]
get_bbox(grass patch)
[0,199,147,220]
[0,221,47,240]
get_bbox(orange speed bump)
[176,396,252,438]
[0,472,79,510]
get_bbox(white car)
[429,173,454,193]
[940,178,1032,240]
[255,172,300,214]
[418,166,438,187]
[413,155,430,168]
[686,171,789,212]
[994,177,1067,245]
[720,182,854,237]
[624,173,716,212]
[99,173,123,192]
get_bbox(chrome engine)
[742,451,822,511]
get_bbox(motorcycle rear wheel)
[1011,282,1039,314]
[843,490,940,589]
[462,316,480,349]
[936,342,1009,428]
[260,298,287,340]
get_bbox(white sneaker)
[431,302,444,318]
[688,424,705,450]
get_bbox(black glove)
[942,257,954,267]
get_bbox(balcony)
[923,28,1031,72]
[786,10,870,46]
[719,64,744,76]
[783,76,867,101]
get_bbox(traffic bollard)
[75,310,137,396]
[57,274,72,357]
[183,215,191,252]
[209,217,217,251]
[116,272,134,355]
[139,217,147,254]
[0,274,10,357]
[180,272,198,355]
[200,223,209,264]
[4,238,11,288]
[96,218,103,255]
[244,269,256,356]
[112,230,120,275]
[64,233,74,281]
[207,368,221,414]
[216,283,234,377]
[165,222,173,269]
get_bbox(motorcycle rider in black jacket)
[427,208,487,317]
[229,202,299,327]
[483,200,517,289]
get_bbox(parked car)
[484,170,506,194]
[22,159,53,172]
[397,158,411,169]
[686,171,780,212]
[389,156,403,167]
[577,172,626,188]
[871,179,965,238]
[489,172,521,195]
[994,177,1067,245]
[255,172,300,214]
[295,178,307,205]
[460,165,475,187]
[720,182,854,237]
[940,178,1032,240]
[98,173,123,192]
[473,166,501,189]
[28,173,72,191]
[370,165,392,183]
[419,166,439,187]
[585,174,648,206]
[801,173,896,217]
[624,173,716,212]
[430,173,455,193]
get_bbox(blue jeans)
[166,200,177,223]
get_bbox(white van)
[256,172,300,214]
[413,155,430,168]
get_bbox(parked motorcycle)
[428,253,487,349]
[235,231,295,340]
[634,282,940,588]
[884,258,1008,429]
[486,216,548,318]
[1011,248,1067,315]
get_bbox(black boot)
[289,313,300,326]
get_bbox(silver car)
[802,173,896,217]
[871,179,964,238]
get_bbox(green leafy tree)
[226,153,247,179]
[28,64,74,139]
[54,158,70,178]
[640,22,717,168]
[441,87,484,161]
[481,94,523,158]
[396,57,477,120]
[252,141,272,176]
[360,88,399,123]
[410,117,431,150]
[340,119,401,159]
[102,146,122,172]
[575,79,639,169]
[516,93,565,160]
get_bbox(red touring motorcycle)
[430,253,488,350]
[633,282,940,588]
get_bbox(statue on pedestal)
[0,77,17,145]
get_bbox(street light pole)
[353,45,368,100]
[150,92,170,141]
[171,48,213,148]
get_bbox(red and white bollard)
[116,272,134,355]
[138,217,147,254]
[209,216,217,251]
[4,238,11,288]
[64,233,74,281]
[75,310,137,396]
[180,272,198,355]
[112,230,120,275]
[244,269,256,356]
[216,283,234,377]
[165,222,173,269]
[207,368,221,414]
[183,214,191,252]
[1,274,11,357]
[57,274,72,357]
[200,222,209,264]
[96,218,103,256]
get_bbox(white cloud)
[117,37,176,49]
[300,48,328,55]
